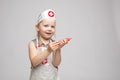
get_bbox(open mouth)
[45,32,52,35]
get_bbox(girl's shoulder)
[32,38,37,43]
[28,38,37,48]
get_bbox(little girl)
[28,9,70,80]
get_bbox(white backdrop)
[0,0,120,80]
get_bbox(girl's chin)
[40,35,53,40]
[43,37,52,40]
[45,35,53,39]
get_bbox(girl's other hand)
[58,38,72,48]
[47,41,60,52]
[47,38,71,52]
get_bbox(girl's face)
[36,18,56,40]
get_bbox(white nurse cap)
[37,9,55,24]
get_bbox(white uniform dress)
[30,39,59,80]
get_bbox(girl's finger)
[59,39,67,44]
[52,46,59,51]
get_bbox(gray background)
[0,0,120,80]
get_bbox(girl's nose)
[47,26,52,30]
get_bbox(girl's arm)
[52,49,61,67]
[28,41,51,67]
[52,38,69,67]
[28,41,59,68]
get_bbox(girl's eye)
[44,25,48,27]
[51,26,55,28]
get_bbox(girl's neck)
[38,36,50,45]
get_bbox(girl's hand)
[58,38,72,49]
[47,41,60,52]
[47,38,71,52]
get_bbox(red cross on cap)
[48,11,54,17]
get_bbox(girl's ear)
[35,24,39,31]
